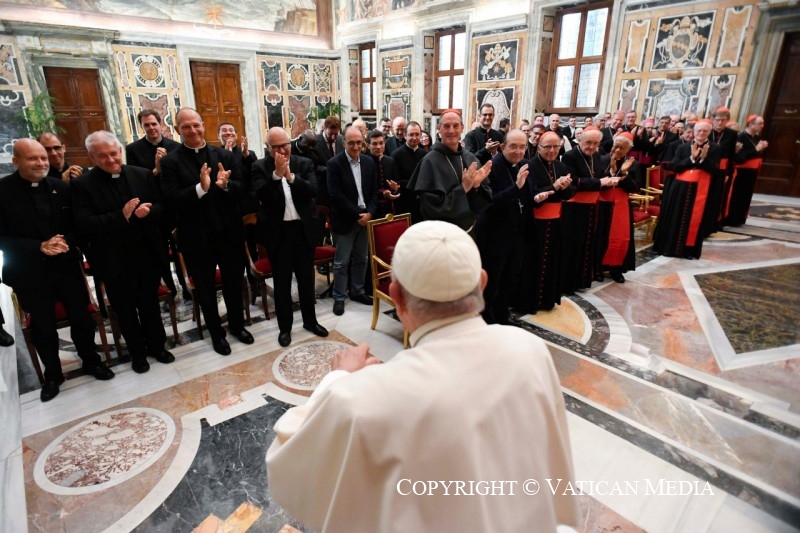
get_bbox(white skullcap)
[391,220,482,302]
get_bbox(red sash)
[676,169,712,246]
[568,191,600,204]
[723,158,763,217]
[599,188,631,266]
[719,158,729,171]
[533,202,562,220]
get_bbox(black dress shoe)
[303,322,329,337]
[594,273,605,283]
[333,300,345,316]
[132,359,150,374]
[278,331,292,347]
[152,349,176,364]
[40,377,65,402]
[0,326,14,347]
[85,362,115,380]
[212,337,231,356]
[230,328,254,344]
[610,271,625,283]
[350,293,373,305]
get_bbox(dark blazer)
[391,143,426,185]
[313,133,344,165]
[327,152,379,235]
[385,136,404,155]
[125,137,181,171]
[71,165,167,279]
[159,144,244,253]
[464,127,504,164]
[0,172,81,293]
[251,155,318,250]
[476,153,531,234]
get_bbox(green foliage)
[14,93,66,138]
[308,101,348,123]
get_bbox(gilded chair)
[243,213,273,321]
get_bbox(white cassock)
[267,315,578,532]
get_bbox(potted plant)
[13,93,66,138]
[309,100,348,124]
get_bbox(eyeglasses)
[539,145,560,150]
[271,142,291,150]
[44,145,64,152]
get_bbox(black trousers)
[16,259,100,381]
[104,257,166,362]
[184,239,246,339]
[269,221,317,333]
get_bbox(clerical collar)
[112,173,120,179]
[148,137,163,146]
[31,181,40,188]
[184,141,207,153]
[410,312,481,347]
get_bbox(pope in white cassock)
[266,220,578,532]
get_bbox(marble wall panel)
[423,52,433,114]
[286,64,310,92]
[288,95,311,137]
[623,20,650,74]
[476,87,514,130]
[536,37,552,113]
[618,79,640,114]
[313,63,332,93]
[349,62,359,112]
[0,90,25,159]
[263,95,284,130]
[382,53,411,91]
[111,45,185,142]
[715,5,752,68]
[0,44,21,85]
[705,74,736,114]
[383,92,410,121]
[643,77,700,119]
[261,61,282,91]
[651,12,715,71]
[0,38,30,175]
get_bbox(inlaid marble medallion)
[272,340,349,390]
[34,408,175,495]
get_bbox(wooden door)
[43,67,108,168]
[190,62,245,146]
[759,32,800,197]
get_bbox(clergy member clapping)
[267,220,577,532]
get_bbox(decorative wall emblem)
[287,63,310,91]
[617,79,640,114]
[313,63,332,93]
[477,40,518,82]
[623,20,650,73]
[652,13,715,70]
[132,54,166,89]
[264,94,284,129]
[476,88,514,130]
[261,60,282,91]
[288,95,311,136]
[383,92,410,121]
[383,53,411,90]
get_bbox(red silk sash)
[719,158,729,170]
[533,202,562,220]
[599,188,631,266]
[723,158,763,217]
[676,169,712,246]
[568,191,600,204]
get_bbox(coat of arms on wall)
[651,12,715,71]
[382,54,412,90]
[477,40,518,82]
[132,55,166,89]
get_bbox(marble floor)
[3,193,800,533]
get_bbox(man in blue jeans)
[327,126,379,316]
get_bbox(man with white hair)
[654,120,722,259]
[72,131,174,374]
[267,220,577,532]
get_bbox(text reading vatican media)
[396,479,715,497]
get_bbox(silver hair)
[613,133,634,147]
[85,130,121,152]
[394,279,484,323]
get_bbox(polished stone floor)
[2,194,799,533]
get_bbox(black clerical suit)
[252,155,319,334]
[0,172,102,381]
[125,136,181,171]
[313,134,344,207]
[391,143,425,216]
[159,144,247,341]
[72,165,168,364]
[373,153,398,217]
[464,126,504,164]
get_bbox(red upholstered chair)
[175,231,252,339]
[243,213,273,321]
[367,213,411,347]
[12,266,112,384]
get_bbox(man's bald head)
[13,138,50,183]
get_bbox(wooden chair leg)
[94,313,113,365]
[107,308,124,358]
[166,294,179,342]
[260,280,270,320]
[242,280,252,326]
[193,299,203,339]
[371,298,380,330]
